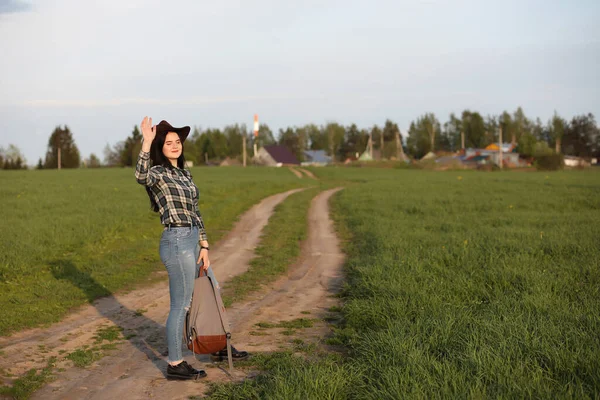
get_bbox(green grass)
[207,168,600,399]
[327,169,600,398]
[221,187,325,307]
[66,348,99,368]
[255,322,276,329]
[2,165,599,398]
[65,325,124,368]
[0,167,308,336]
[0,357,57,400]
[276,318,315,329]
[253,319,315,330]
[92,326,123,343]
[206,352,359,400]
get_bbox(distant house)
[464,142,522,167]
[302,150,331,166]
[219,157,241,167]
[255,145,300,166]
[485,143,516,152]
[564,155,591,167]
[420,151,436,161]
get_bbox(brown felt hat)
[155,120,191,142]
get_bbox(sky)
[0,0,598,164]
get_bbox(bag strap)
[226,333,234,372]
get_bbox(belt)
[164,223,194,228]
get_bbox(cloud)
[0,0,31,14]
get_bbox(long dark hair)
[145,133,187,212]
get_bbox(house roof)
[421,151,436,160]
[485,143,516,152]
[465,154,490,162]
[220,157,241,166]
[304,150,331,163]
[263,145,300,165]
[359,149,381,161]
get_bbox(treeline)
[409,108,599,160]
[105,107,599,167]
[3,107,598,170]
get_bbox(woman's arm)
[196,204,209,245]
[134,116,160,186]
[135,150,161,186]
[196,203,210,269]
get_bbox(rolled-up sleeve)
[195,203,208,242]
[135,150,160,186]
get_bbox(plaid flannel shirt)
[135,150,208,242]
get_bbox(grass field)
[1,166,599,398]
[207,168,600,399]
[0,166,309,336]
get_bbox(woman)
[135,116,247,381]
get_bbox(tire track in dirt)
[297,167,318,180]
[0,188,304,400]
[226,187,344,354]
[288,167,303,179]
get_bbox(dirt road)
[0,187,344,400]
[226,188,344,353]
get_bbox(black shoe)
[210,345,249,362]
[166,361,207,380]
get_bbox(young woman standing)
[135,116,247,380]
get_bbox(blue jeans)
[159,226,218,363]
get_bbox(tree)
[36,158,43,170]
[256,123,276,148]
[1,145,27,169]
[103,142,123,167]
[531,117,544,142]
[278,127,304,161]
[306,124,326,150]
[548,112,566,154]
[563,113,599,158]
[184,126,201,164]
[195,128,229,163]
[370,125,382,157]
[512,106,531,147]
[461,111,486,148]
[381,119,403,158]
[224,124,247,159]
[86,153,102,168]
[44,125,80,169]
[118,125,142,167]
[407,113,441,158]
[499,112,513,146]
[339,124,368,160]
[443,113,462,151]
[324,122,346,161]
[484,115,499,145]
[517,131,538,158]
[295,126,309,160]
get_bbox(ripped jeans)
[159,225,219,363]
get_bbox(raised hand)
[140,116,156,144]
[140,116,156,152]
